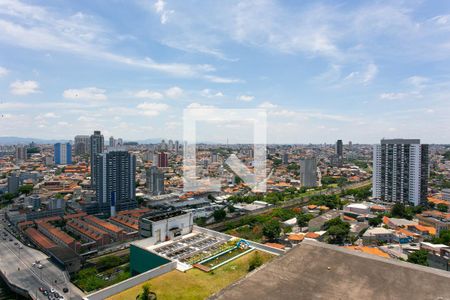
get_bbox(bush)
[407,250,428,266]
[248,252,263,272]
[262,219,281,240]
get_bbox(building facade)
[15,145,27,161]
[147,166,165,195]
[300,158,317,188]
[95,150,137,216]
[157,152,168,168]
[54,142,72,165]
[74,135,90,156]
[90,130,104,189]
[372,139,429,206]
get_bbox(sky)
[1,0,450,144]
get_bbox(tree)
[327,223,350,244]
[324,217,350,244]
[297,213,313,227]
[137,284,156,300]
[437,203,448,213]
[368,215,382,227]
[213,209,226,222]
[248,252,263,272]
[18,184,33,195]
[432,229,450,246]
[262,219,281,240]
[1,192,16,202]
[407,250,428,266]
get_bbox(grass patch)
[108,250,274,300]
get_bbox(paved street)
[0,211,84,299]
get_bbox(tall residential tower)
[372,139,429,206]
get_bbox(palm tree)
[136,284,157,300]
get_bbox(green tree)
[137,284,156,300]
[1,192,16,202]
[407,250,428,266]
[248,252,263,272]
[262,219,281,240]
[297,213,313,227]
[327,223,350,244]
[368,215,382,227]
[18,184,33,195]
[432,230,450,246]
[213,209,226,222]
[437,203,448,213]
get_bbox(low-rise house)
[362,227,394,245]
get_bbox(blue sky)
[0,0,450,143]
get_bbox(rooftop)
[212,240,450,300]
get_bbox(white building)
[373,139,429,206]
[139,210,194,244]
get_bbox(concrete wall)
[85,261,177,300]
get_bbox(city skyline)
[0,1,450,143]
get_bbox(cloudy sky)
[0,0,450,143]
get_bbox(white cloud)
[204,75,243,83]
[134,90,164,100]
[259,101,277,109]
[0,66,9,77]
[380,92,408,100]
[201,89,224,98]
[406,76,429,88]
[165,86,183,98]
[137,102,169,116]
[63,87,107,101]
[237,94,254,102]
[343,63,378,85]
[186,102,216,109]
[10,80,40,95]
[0,0,234,80]
[154,0,174,24]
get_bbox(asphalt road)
[0,210,84,300]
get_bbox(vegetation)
[248,252,263,272]
[297,213,314,227]
[262,219,281,240]
[213,209,227,222]
[309,194,342,209]
[74,254,131,292]
[389,203,424,220]
[368,215,382,227]
[437,203,448,213]
[341,186,371,201]
[324,217,350,245]
[108,251,273,300]
[137,284,157,300]
[18,184,33,195]
[432,230,450,246]
[407,250,428,266]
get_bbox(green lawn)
[108,250,274,300]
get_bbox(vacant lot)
[108,250,274,300]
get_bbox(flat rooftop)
[212,240,450,300]
[133,229,231,264]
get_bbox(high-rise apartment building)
[175,140,179,153]
[282,153,289,165]
[109,136,116,147]
[300,158,317,188]
[336,140,343,157]
[146,166,165,195]
[54,142,72,165]
[157,152,168,168]
[372,139,429,206]
[90,130,104,189]
[95,150,137,216]
[15,145,27,162]
[74,135,90,156]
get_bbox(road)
[0,210,84,299]
[207,180,372,231]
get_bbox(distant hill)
[0,136,70,145]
